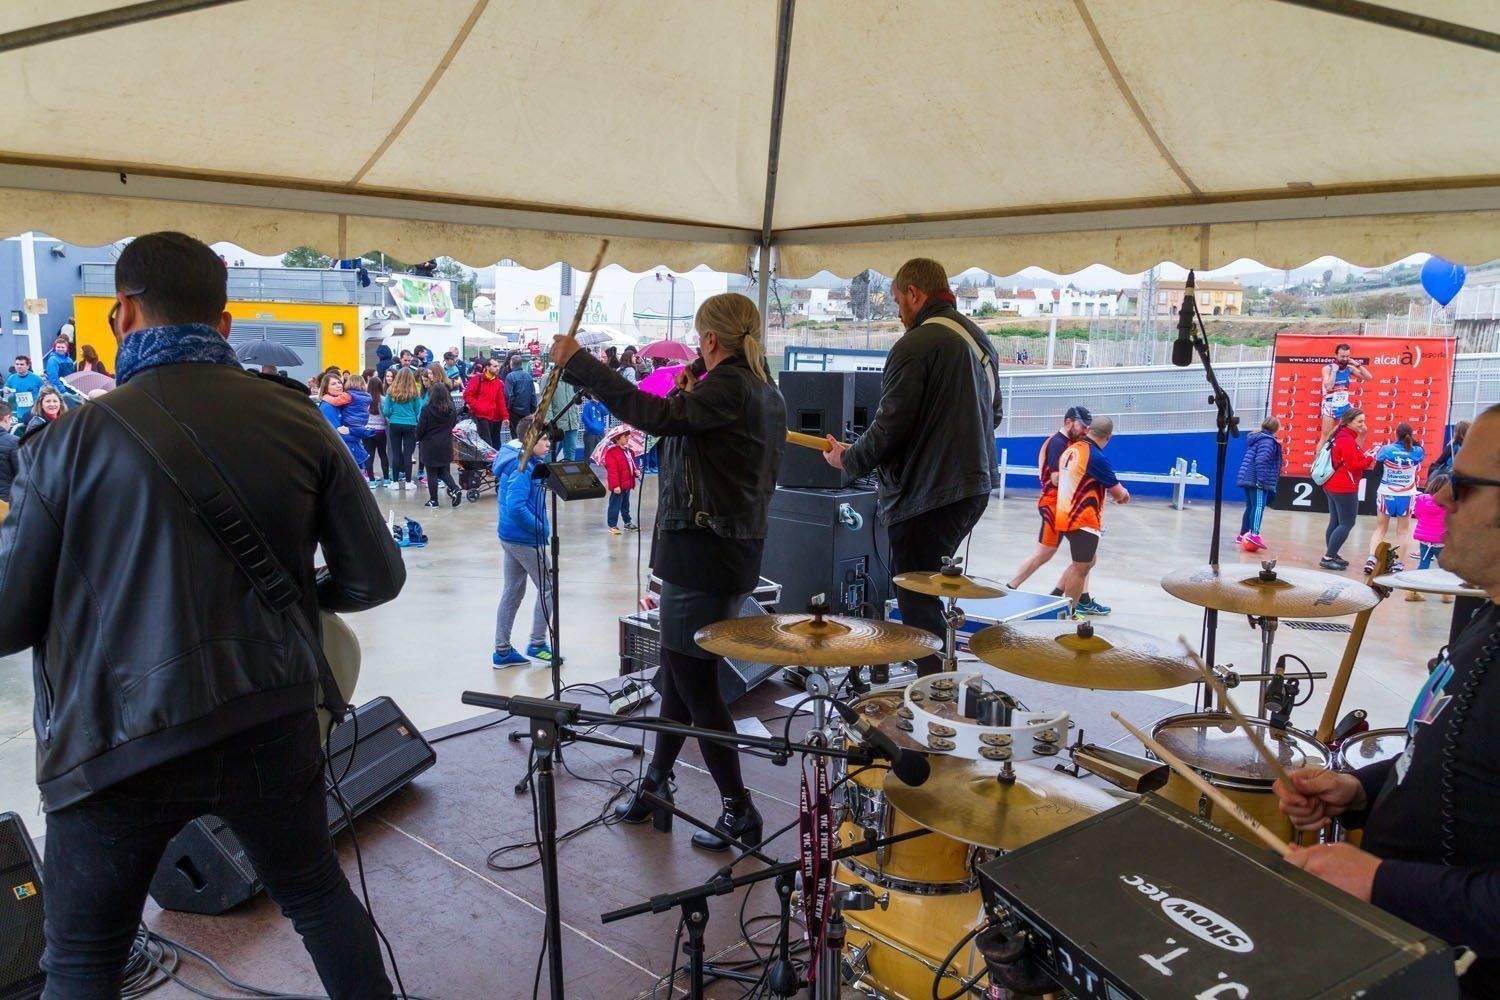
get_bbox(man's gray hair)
[1088,415,1115,440]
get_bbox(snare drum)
[1333,727,1408,845]
[834,690,977,893]
[1151,712,1329,843]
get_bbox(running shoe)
[1319,556,1344,571]
[624,522,640,531]
[1390,561,1406,573]
[450,490,462,508]
[1075,596,1112,617]
[1247,533,1267,550]
[492,648,529,668]
[526,643,562,663]
[609,526,622,536]
[1363,556,1377,575]
[1234,533,1246,548]
[423,499,439,509]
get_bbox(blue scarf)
[116,323,242,385]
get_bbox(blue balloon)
[1420,255,1467,307]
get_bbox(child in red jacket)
[602,426,638,535]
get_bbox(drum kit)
[688,553,1421,999]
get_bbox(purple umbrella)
[638,339,697,363]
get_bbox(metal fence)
[81,263,388,306]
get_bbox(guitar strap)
[90,392,349,721]
[925,315,997,401]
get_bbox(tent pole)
[1266,0,1500,54]
[757,246,772,338]
[757,0,797,251]
[0,0,248,54]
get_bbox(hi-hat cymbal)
[694,614,941,668]
[968,621,1197,691]
[884,757,1117,851]
[892,570,1007,600]
[1161,563,1377,618]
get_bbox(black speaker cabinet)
[778,371,855,488]
[149,698,436,915]
[0,813,44,1000]
[851,371,883,436]
[763,485,889,616]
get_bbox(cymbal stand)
[1250,614,1280,717]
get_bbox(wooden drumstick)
[785,430,833,452]
[1177,635,1295,787]
[1111,711,1292,858]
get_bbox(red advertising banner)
[1270,334,1456,512]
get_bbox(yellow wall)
[74,296,361,374]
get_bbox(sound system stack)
[148,697,435,915]
[0,814,43,1000]
[778,371,855,489]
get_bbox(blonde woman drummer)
[550,293,785,853]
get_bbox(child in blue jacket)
[1235,416,1283,552]
[491,416,558,667]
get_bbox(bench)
[992,448,1210,511]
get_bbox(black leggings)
[650,648,746,799]
[388,425,417,482]
[1325,491,1359,558]
[364,431,389,479]
[425,464,458,501]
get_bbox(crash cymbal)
[969,620,1198,691]
[694,614,941,668]
[1161,562,1378,618]
[892,570,1007,600]
[884,757,1117,851]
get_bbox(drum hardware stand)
[814,888,873,1000]
[1178,272,1240,702]
[938,556,969,673]
[509,451,639,795]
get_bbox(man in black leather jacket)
[0,232,405,998]
[826,257,1001,675]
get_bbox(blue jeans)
[40,712,393,999]
[1418,542,1443,570]
[549,430,582,464]
[1239,486,1270,535]
[608,489,634,527]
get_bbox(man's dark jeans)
[41,711,394,999]
[887,494,989,676]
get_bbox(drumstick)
[1177,635,1295,787]
[785,430,833,452]
[1111,711,1292,858]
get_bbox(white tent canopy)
[1,0,1498,278]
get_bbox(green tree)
[436,258,478,312]
[281,246,332,269]
[849,269,872,320]
[361,251,411,274]
[1328,296,1358,319]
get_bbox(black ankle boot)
[615,767,674,831]
[691,792,762,852]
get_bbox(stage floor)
[136,669,1187,999]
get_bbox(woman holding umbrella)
[550,293,784,852]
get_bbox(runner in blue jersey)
[1365,421,1424,574]
[1320,342,1372,438]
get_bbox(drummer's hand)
[1272,768,1366,831]
[823,436,848,470]
[550,334,581,368]
[1285,843,1380,902]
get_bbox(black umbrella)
[235,340,304,367]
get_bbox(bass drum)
[1333,727,1408,845]
[1151,712,1328,843]
[833,689,986,999]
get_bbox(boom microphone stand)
[1176,272,1240,705]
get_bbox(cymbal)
[968,621,1198,691]
[1161,562,1378,618]
[694,614,941,668]
[892,570,1007,600]
[884,757,1118,851]
[1372,567,1485,599]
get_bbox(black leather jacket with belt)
[0,364,406,811]
[564,352,785,539]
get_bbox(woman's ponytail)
[694,293,770,383]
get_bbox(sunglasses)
[1447,472,1500,503]
[107,286,148,334]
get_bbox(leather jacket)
[842,301,1002,524]
[0,364,406,811]
[564,351,785,539]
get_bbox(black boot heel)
[691,793,763,853]
[616,767,674,828]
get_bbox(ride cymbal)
[968,620,1197,691]
[883,757,1117,851]
[892,571,1007,601]
[1162,562,1377,618]
[694,614,941,668]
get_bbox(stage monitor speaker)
[0,813,44,1000]
[777,372,855,488]
[764,485,889,617]
[636,596,781,704]
[149,697,436,915]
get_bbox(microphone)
[1172,270,1197,367]
[832,700,931,786]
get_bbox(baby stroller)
[453,418,499,502]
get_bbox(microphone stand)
[1180,273,1240,706]
[461,691,888,1000]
